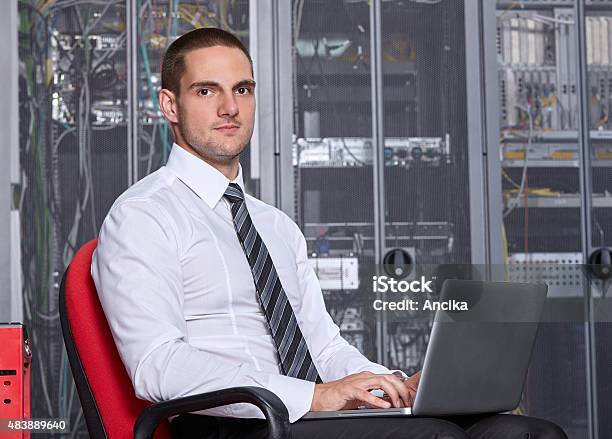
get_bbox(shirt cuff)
[358,363,394,375]
[266,374,316,423]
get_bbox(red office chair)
[59,239,289,439]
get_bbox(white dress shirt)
[91,143,395,423]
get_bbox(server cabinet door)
[378,0,475,374]
[496,1,590,438]
[290,0,380,363]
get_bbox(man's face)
[170,46,256,166]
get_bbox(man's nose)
[218,92,239,118]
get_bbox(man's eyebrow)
[234,79,256,88]
[188,79,256,90]
[189,80,219,89]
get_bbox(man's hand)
[400,371,420,407]
[310,371,415,411]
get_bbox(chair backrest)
[59,239,171,439]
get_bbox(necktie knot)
[224,183,244,204]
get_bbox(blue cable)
[140,42,170,161]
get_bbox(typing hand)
[380,371,420,408]
[398,371,420,407]
[310,371,412,411]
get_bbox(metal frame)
[251,1,274,205]
[276,1,296,216]
[465,0,505,268]
[0,0,21,322]
[369,0,388,365]
[127,0,139,186]
[575,1,598,438]
[254,0,295,217]
[248,0,261,182]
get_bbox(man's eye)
[197,88,211,96]
[237,87,251,95]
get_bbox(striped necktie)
[223,183,321,383]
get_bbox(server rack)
[493,1,612,438]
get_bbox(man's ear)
[159,89,179,124]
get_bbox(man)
[92,28,566,439]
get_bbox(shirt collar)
[165,142,245,209]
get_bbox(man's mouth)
[215,124,240,134]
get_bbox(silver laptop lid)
[412,279,548,416]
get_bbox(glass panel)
[380,1,470,374]
[291,0,379,361]
[496,2,588,437]
[17,0,129,432]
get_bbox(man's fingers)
[379,378,404,407]
[356,389,391,409]
[387,374,412,407]
[377,375,411,407]
[361,376,407,408]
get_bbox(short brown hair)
[161,27,253,95]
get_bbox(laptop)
[303,279,548,419]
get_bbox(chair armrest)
[133,386,290,439]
